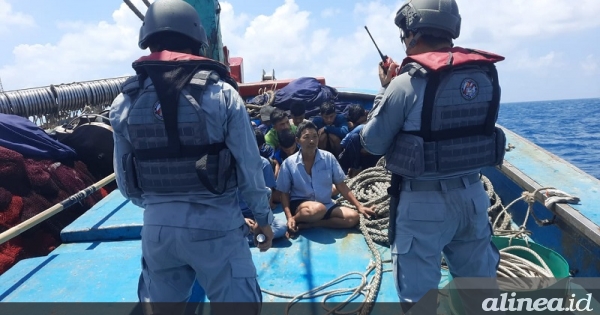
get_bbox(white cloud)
[0,0,147,90]
[0,0,598,102]
[511,51,561,70]
[220,0,403,88]
[321,8,341,18]
[458,0,600,50]
[581,54,598,76]
[0,0,35,34]
[221,0,316,80]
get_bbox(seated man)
[239,156,288,242]
[276,121,375,232]
[310,102,349,157]
[255,128,274,160]
[273,128,299,165]
[256,105,275,135]
[346,103,368,131]
[265,108,297,150]
[339,104,381,177]
[289,101,309,128]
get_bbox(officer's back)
[109,1,272,313]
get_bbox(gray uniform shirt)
[111,77,272,230]
[360,67,479,180]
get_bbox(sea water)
[498,98,600,179]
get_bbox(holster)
[387,173,402,245]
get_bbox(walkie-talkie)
[365,26,395,76]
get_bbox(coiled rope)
[262,158,559,314]
[244,89,276,120]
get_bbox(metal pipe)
[142,0,152,8]
[0,173,116,245]
[123,0,145,21]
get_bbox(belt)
[402,173,481,192]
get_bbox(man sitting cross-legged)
[275,121,376,233]
[311,102,349,157]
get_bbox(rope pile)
[244,89,275,120]
[273,157,560,314]
[497,246,556,291]
[261,153,564,314]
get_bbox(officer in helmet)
[109,0,273,314]
[361,0,506,313]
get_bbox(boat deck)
[0,190,453,305]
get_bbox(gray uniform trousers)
[392,173,501,314]
[138,223,261,315]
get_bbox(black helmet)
[138,0,208,50]
[394,0,461,39]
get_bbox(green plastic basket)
[447,236,570,315]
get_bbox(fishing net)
[0,145,112,275]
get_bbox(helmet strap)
[403,31,421,52]
[408,31,421,50]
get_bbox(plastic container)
[447,236,570,315]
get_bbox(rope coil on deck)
[262,157,565,314]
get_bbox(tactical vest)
[120,51,238,195]
[385,47,507,178]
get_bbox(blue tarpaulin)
[247,77,369,121]
[0,113,77,161]
[273,77,338,111]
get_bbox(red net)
[0,146,114,274]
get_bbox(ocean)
[497,98,600,180]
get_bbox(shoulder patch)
[460,78,479,100]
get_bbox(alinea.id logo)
[482,292,594,312]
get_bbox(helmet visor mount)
[395,2,417,51]
[394,3,415,31]
[394,0,461,40]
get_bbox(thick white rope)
[262,159,562,314]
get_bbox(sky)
[0,0,599,103]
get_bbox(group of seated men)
[240,101,381,243]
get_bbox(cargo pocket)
[188,229,226,242]
[141,225,161,243]
[391,234,414,255]
[391,235,414,296]
[228,259,261,303]
[407,203,446,221]
[405,202,446,235]
[470,193,493,240]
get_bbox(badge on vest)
[460,78,479,101]
[153,101,163,121]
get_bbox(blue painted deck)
[60,190,143,242]
[0,191,453,303]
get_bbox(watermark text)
[482,293,594,312]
